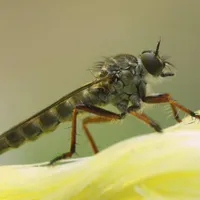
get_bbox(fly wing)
[3,75,112,131]
[0,75,113,154]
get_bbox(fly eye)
[140,51,164,76]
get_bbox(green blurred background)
[0,0,199,165]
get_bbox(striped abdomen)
[0,100,75,155]
[0,85,108,155]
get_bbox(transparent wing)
[6,75,112,131]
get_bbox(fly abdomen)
[56,100,74,122]
[0,129,26,154]
[6,130,25,146]
[0,121,43,154]
[39,110,60,132]
[0,100,75,155]
[0,136,11,154]
[21,121,43,140]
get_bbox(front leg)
[142,93,200,122]
[127,105,162,132]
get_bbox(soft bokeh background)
[0,0,199,165]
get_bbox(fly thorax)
[94,54,148,112]
[108,64,146,112]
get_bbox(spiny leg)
[82,116,117,154]
[50,104,122,165]
[127,105,162,132]
[50,108,78,165]
[143,93,200,122]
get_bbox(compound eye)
[141,52,163,76]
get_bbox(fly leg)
[49,108,78,165]
[50,104,123,165]
[82,116,118,154]
[142,93,200,122]
[127,105,162,132]
[83,105,163,152]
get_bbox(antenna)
[155,39,161,56]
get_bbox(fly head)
[140,40,174,77]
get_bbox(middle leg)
[82,116,119,154]
[50,104,123,164]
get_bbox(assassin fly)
[0,40,199,164]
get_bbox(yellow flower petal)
[0,114,200,200]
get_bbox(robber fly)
[0,40,199,164]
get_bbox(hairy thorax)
[82,54,148,113]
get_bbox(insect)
[0,40,199,165]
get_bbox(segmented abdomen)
[0,85,108,155]
[0,98,76,154]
